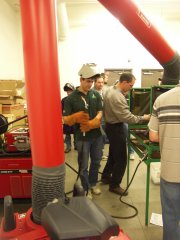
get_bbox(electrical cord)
[0,115,28,131]
[65,155,89,197]
[65,151,147,209]
[0,112,149,219]
[65,162,79,195]
[65,162,79,175]
[110,152,148,219]
[63,150,148,220]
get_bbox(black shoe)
[64,147,71,153]
[109,186,128,196]
[101,176,111,184]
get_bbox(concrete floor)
[0,144,163,240]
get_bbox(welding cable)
[65,153,90,197]
[64,162,79,195]
[0,115,28,133]
[110,152,148,219]
[65,162,79,175]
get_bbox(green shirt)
[63,88,102,141]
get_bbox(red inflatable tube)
[98,0,175,64]
[20,0,64,168]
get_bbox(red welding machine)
[4,128,30,152]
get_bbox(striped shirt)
[148,84,180,182]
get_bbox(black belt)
[106,122,123,126]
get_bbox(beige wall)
[0,1,179,98]
[58,8,180,98]
[0,0,24,80]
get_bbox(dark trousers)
[102,123,127,188]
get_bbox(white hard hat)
[78,63,101,79]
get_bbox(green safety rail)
[127,85,175,225]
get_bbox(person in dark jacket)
[61,83,76,153]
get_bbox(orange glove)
[80,117,101,132]
[63,111,89,126]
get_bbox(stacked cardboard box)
[0,80,27,129]
[2,114,15,130]
[2,104,26,128]
[0,80,25,105]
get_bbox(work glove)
[80,117,101,133]
[63,111,89,126]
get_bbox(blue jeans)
[64,134,77,149]
[76,136,103,191]
[101,118,109,145]
[160,178,180,240]
[64,134,71,149]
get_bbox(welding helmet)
[63,83,75,92]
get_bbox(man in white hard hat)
[63,63,103,199]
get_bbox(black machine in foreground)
[0,195,127,239]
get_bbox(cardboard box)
[0,80,17,91]
[0,90,17,96]
[15,97,26,104]
[0,80,25,90]
[3,114,15,130]
[2,104,26,127]
[0,96,16,105]
[16,80,25,89]
[0,80,25,97]
[2,104,24,116]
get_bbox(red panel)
[0,157,32,170]
[0,175,10,197]
[0,174,32,198]
[0,157,32,198]
[22,176,32,196]
[10,176,23,197]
